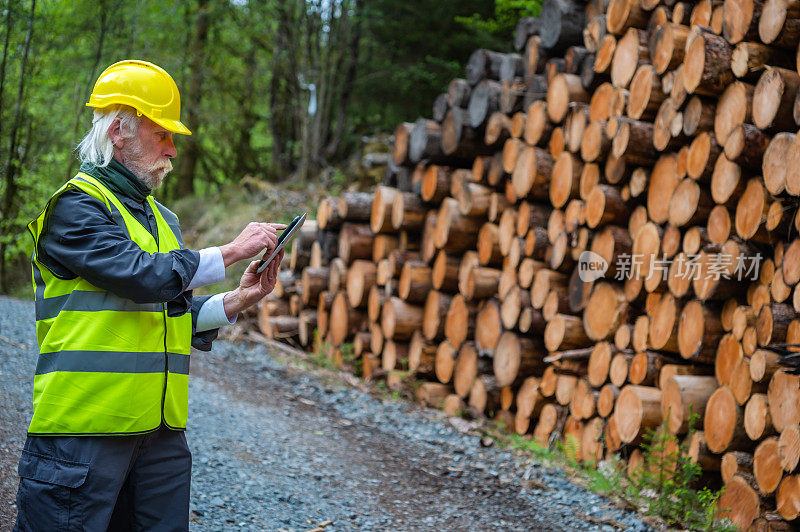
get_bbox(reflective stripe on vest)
[26,172,192,435]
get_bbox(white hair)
[76,104,141,167]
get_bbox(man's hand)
[219,222,287,268]
[223,250,284,320]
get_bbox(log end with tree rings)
[763,132,796,196]
[434,340,458,384]
[704,386,745,453]
[753,67,791,130]
[597,383,619,418]
[582,282,628,341]
[769,370,800,433]
[677,300,708,360]
[714,81,753,146]
[710,154,742,207]
[615,385,663,443]
[782,239,800,287]
[734,178,767,240]
[662,375,718,435]
[453,342,480,398]
[745,393,774,441]
[610,28,644,90]
[667,178,702,227]
[722,0,759,44]
[627,64,663,120]
[550,152,583,208]
[687,131,717,181]
[777,474,800,521]
[648,292,677,351]
[779,425,800,473]
[755,437,783,496]
[647,154,679,224]
[716,475,761,530]
[493,331,526,388]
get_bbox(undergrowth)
[506,415,735,531]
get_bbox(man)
[14,60,285,530]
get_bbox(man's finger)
[269,223,288,230]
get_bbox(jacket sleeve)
[38,190,201,305]
[191,295,219,352]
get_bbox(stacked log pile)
[256,0,800,527]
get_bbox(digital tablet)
[256,212,306,274]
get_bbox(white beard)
[123,138,173,191]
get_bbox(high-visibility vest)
[26,172,192,435]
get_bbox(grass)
[500,416,736,532]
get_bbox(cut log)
[615,385,663,443]
[545,313,592,351]
[723,124,771,175]
[493,331,545,387]
[606,0,649,35]
[714,81,754,145]
[777,474,800,520]
[391,191,426,232]
[678,300,725,362]
[683,26,735,96]
[755,437,783,495]
[329,292,367,346]
[444,294,477,347]
[717,475,761,530]
[759,0,800,49]
[409,330,437,378]
[547,73,591,123]
[662,375,718,434]
[338,223,374,265]
[511,146,555,199]
[381,297,423,341]
[722,0,764,44]
[705,386,751,453]
[753,67,800,131]
[582,282,628,341]
[732,41,795,79]
[683,95,716,137]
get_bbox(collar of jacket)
[79,158,151,203]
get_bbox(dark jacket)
[36,159,219,350]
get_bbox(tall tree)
[176,0,211,196]
[0,0,36,291]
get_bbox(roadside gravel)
[0,296,655,531]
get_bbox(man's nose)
[163,136,177,159]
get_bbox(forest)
[0,0,534,292]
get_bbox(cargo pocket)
[17,449,89,531]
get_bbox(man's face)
[118,117,177,190]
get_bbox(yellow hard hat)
[86,60,192,135]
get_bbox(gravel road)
[0,296,654,531]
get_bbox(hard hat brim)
[151,116,192,136]
[85,103,192,136]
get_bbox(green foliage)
[1,0,516,292]
[507,415,735,531]
[456,0,542,37]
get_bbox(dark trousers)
[14,426,191,531]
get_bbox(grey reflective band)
[168,352,191,375]
[72,176,130,239]
[35,290,163,321]
[32,263,45,302]
[36,350,190,375]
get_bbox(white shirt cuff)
[186,247,226,291]
[196,292,237,332]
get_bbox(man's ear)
[108,117,125,149]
